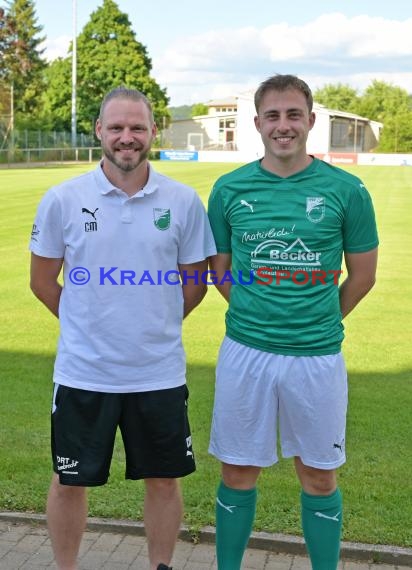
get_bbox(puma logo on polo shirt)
[82,207,99,220]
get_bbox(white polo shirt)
[30,162,216,392]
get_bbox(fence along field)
[0,162,411,547]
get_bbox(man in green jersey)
[207,75,378,570]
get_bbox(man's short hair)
[254,74,313,113]
[99,87,154,123]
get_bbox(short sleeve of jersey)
[343,182,379,253]
[178,191,217,264]
[29,189,65,258]
[208,184,232,253]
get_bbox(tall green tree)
[313,80,412,152]
[376,111,412,152]
[44,0,169,136]
[313,83,360,113]
[0,6,10,60]
[357,81,412,152]
[0,6,13,130]
[40,57,72,132]
[357,80,410,121]
[0,0,46,124]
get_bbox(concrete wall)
[236,95,263,158]
[162,119,212,150]
[307,106,330,155]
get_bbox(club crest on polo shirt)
[306,197,325,223]
[153,208,171,230]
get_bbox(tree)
[169,105,192,120]
[0,6,9,58]
[377,111,412,152]
[313,83,360,113]
[44,0,170,136]
[313,80,412,152]
[357,80,410,122]
[0,0,46,124]
[191,103,208,117]
[357,81,412,152]
[0,7,12,137]
[40,57,72,132]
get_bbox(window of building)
[330,118,365,152]
[218,118,237,149]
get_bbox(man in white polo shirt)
[30,87,216,570]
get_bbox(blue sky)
[11,0,412,106]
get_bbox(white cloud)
[157,13,412,71]
[160,13,412,104]
[42,13,412,105]
[159,26,264,71]
[345,15,412,57]
[41,35,71,61]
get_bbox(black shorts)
[51,383,195,486]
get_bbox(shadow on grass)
[1,348,410,471]
[1,350,411,545]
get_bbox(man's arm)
[178,260,208,318]
[209,253,232,303]
[339,248,378,319]
[30,253,64,318]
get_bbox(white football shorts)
[209,336,348,470]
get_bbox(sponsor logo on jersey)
[251,237,321,269]
[306,197,325,223]
[242,225,295,243]
[153,208,170,230]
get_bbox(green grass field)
[0,162,411,547]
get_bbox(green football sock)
[215,481,257,570]
[301,488,343,570]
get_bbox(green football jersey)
[208,158,378,356]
